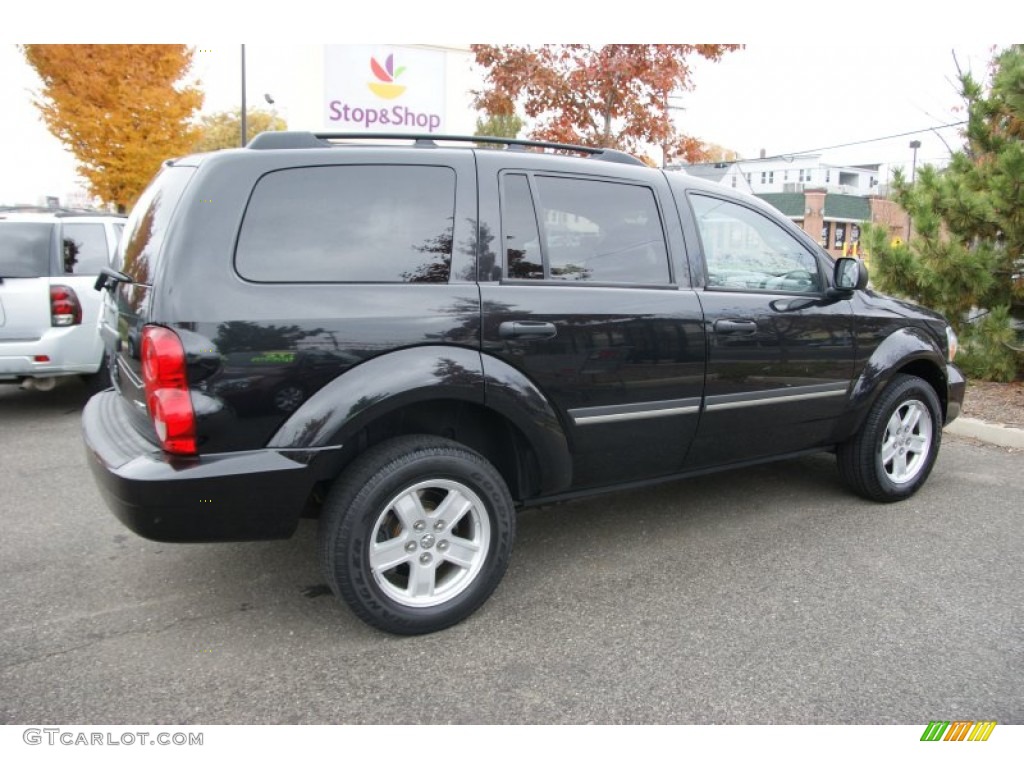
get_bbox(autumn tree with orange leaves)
[471,44,741,165]
[22,45,203,211]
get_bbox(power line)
[759,121,968,162]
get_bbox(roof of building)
[755,193,805,217]
[823,195,871,221]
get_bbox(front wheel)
[837,374,942,502]
[319,435,516,635]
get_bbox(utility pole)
[240,45,247,147]
[907,139,921,241]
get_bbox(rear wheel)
[319,435,515,635]
[837,374,942,502]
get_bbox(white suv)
[0,208,124,390]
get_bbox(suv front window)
[690,194,822,293]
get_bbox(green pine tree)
[863,45,1024,381]
[473,112,525,147]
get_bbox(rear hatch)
[102,165,196,434]
[0,221,57,341]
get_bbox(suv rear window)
[500,174,670,284]
[118,165,196,285]
[0,222,54,278]
[235,165,456,283]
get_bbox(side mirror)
[833,257,868,292]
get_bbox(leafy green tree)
[193,108,287,152]
[22,44,202,211]
[863,45,1024,381]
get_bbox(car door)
[477,158,706,490]
[681,192,856,468]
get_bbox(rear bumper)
[0,324,103,380]
[82,390,321,542]
[945,362,966,425]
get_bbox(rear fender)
[267,346,573,495]
[268,346,486,450]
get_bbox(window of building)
[834,222,847,250]
[761,172,767,184]
[501,174,671,284]
[236,165,456,283]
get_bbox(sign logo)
[325,45,445,133]
[920,720,997,742]
[368,54,406,100]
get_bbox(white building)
[679,153,883,197]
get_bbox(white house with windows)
[678,153,883,197]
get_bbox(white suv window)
[62,222,109,275]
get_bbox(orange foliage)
[22,45,203,210]
[471,44,741,165]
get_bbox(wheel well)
[898,359,947,419]
[326,400,541,505]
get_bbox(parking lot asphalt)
[1,379,1021,724]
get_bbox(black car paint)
[84,142,965,543]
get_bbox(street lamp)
[907,139,922,241]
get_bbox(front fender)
[834,326,948,440]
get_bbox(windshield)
[0,222,54,278]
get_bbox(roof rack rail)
[246,131,646,166]
[0,205,122,218]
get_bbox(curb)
[945,417,1024,450]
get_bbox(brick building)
[757,189,905,263]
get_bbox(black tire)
[319,435,516,635]
[837,374,943,502]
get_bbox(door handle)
[499,321,557,340]
[714,319,758,335]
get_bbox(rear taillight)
[141,326,197,455]
[50,285,82,326]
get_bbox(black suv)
[83,133,965,635]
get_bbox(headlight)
[945,326,959,362]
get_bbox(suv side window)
[236,165,456,283]
[501,173,671,284]
[690,194,823,293]
[62,222,109,275]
